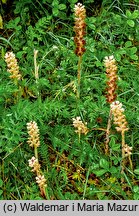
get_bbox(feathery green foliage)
[0,0,139,200]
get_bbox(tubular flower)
[27,121,40,148]
[123,144,132,157]
[74,3,86,56]
[110,101,129,132]
[73,116,89,135]
[36,175,46,188]
[28,156,41,172]
[5,51,22,80]
[104,55,117,103]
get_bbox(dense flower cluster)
[73,116,89,135]
[5,51,22,80]
[27,121,46,190]
[110,101,128,132]
[36,175,46,188]
[104,55,117,103]
[74,3,86,56]
[28,156,46,188]
[123,144,132,157]
[27,121,40,148]
[28,156,41,173]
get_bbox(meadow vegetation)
[0,0,139,200]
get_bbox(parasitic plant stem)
[105,109,112,154]
[77,55,82,98]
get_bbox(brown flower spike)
[74,3,86,56]
[104,55,117,103]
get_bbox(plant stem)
[45,187,50,200]
[83,167,90,200]
[34,147,38,161]
[105,108,112,154]
[34,49,40,99]
[78,132,81,144]
[77,55,82,99]
[121,130,125,183]
[128,155,133,172]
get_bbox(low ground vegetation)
[0,0,139,199]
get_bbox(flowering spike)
[110,101,128,132]
[27,121,40,148]
[73,116,89,135]
[123,144,132,157]
[74,3,86,56]
[36,175,47,188]
[28,156,41,172]
[104,55,117,103]
[5,51,22,80]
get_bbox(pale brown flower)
[28,156,41,172]
[5,51,22,80]
[110,101,128,132]
[36,175,46,188]
[123,144,132,157]
[27,121,40,148]
[73,116,89,135]
[104,55,117,103]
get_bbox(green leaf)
[134,169,139,175]
[88,23,96,30]
[0,190,3,196]
[133,186,139,193]
[127,20,135,27]
[94,169,107,177]
[87,17,96,24]
[130,54,138,60]
[126,10,132,18]
[109,137,120,151]
[130,47,137,54]
[52,8,59,16]
[125,41,132,48]
[7,17,20,27]
[132,10,139,19]
[115,53,121,61]
[52,0,59,6]
[109,166,117,174]
[133,194,139,200]
[0,179,3,187]
[58,4,66,10]
[100,158,109,170]
[68,0,78,4]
